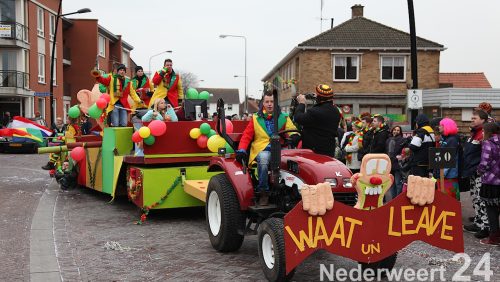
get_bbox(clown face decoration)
[351,154,394,210]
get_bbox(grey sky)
[63,0,500,102]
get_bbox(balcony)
[0,71,29,89]
[0,21,29,48]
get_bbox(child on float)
[142,98,178,122]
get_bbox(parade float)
[37,82,464,282]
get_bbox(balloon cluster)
[185,88,210,100]
[189,120,234,153]
[68,94,111,119]
[132,120,167,146]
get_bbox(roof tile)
[439,73,492,88]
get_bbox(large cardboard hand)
[406,175,436,206]
[300,182,334,216]
[76,84,105,131]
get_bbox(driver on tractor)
[236,90,299,206]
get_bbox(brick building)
[0,0,63,123]
[62,18,134,111]
[262,5,445,123]
[0,0,135,125]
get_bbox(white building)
[198,88,241,118]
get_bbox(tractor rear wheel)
[257,217,295,281]
[205,174,245,252]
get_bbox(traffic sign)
[429,147,456,169]
[407,89,422,109]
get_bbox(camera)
[289,93,316,119]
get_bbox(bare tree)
[178,70,200,94]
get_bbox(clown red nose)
[370,176,383,185]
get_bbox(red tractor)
[204,93,356,281]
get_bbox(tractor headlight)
[324,178,337,187]
[343,178,353,188]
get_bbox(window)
[38,97,45,118]
[122,49,129,67]
[52,57,56,85]
[49,14,55,41]
[38,54,45,83]
[37,7,44,37]
[333,55,359,81]
[381,56,405,81]
[227,104,233,111]
[98,36,105,57]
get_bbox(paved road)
[0,154,499,281]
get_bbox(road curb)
[30,184,61,282]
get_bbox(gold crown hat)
[315,84,334,98]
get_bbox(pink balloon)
[148,120,167,136]
[101,94,111,103]
[96,97,107,109]
[197,135,208,148]
[132,131,142,143]
[70,146,85,162]
[225,119,234,134]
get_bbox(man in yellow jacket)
[149,59,184,108]
[236,90,298,205]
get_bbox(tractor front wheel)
[205,174,245,252]
[257,217,295,282]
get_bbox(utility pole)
[407,0,419,130]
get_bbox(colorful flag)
[11,116,52,137]
[0,128,44,143]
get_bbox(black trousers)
[486,205,500,234]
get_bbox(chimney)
[351,4,364,18]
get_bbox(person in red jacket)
[131,66,154,108]
[149,59,184,108]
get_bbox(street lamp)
[49,3,91,125]
[148,50,173,77]
[219,34,247,113]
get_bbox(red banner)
[284,191,464,274]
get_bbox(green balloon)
[199,123,211,135]
[225,142,234,153]
[207,129,217,138]
[198,91,210,100]
[186,88,199,99]
[99,84,107,93]
[68,105,80,118]
[144,135,155,145]
[88,104,103,119]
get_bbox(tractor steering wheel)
[278,129,302,148]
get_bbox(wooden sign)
[429,147,456,169]
[284,190,464,274]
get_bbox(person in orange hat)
[293,84,341,157]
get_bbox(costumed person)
[477,122,500,245]
[408,114,436,177]
[342,119,364,174]
[293,84,341,157]
[434,118,460,200]
[42,117,66,170]
[149,59,184,108]
[463,109,489,239]
[131,66,154,107]
[236,90,299,206]
[94,64,142,127]
[357,113,373,161]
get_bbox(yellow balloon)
[207,135,227,153]
[139,126,151,139]
[189,128,201,139]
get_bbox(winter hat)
[135,66,143,73]
[116,64,127,72]
[415,114,430,127]
[315,84,334,100]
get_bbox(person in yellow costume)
[94,64,142,127]
[236,90,298,205]
[149,59,184,108]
